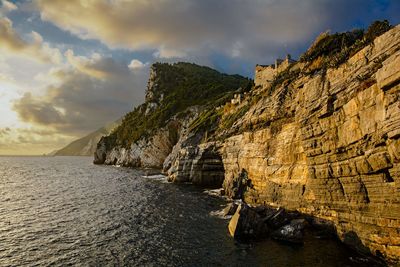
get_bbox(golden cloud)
[0,17,62,63]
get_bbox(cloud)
[33,0,326,60]
[12,52,148,136]
[65,49,130,79]
[153,46,187,59]
[128,59,148,70]
[0,16,62,63]
[0,126,72,155]
[13,92,65,125]
[0,127,11,137]
[33,0,393,64]
[0,72,14,82]
[0,0,17,14]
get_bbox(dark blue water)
[0,156,374,266]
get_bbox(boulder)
[223,202,238,216]
[267,208,300,229]
[271,218,308,244]
[228,203,269,240]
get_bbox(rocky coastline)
[95,23,400,265]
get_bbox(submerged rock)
[267,208,301,229]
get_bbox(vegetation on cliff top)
[104,62,252,147]
[301,20,392,73]
[208,20,394,140]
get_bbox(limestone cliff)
[218,25,400,263]
[94,22,400,263]
[94,62,251,168]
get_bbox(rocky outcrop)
[94,62,250,170]
[271,218,307,244]
[167,142,225,187]
[221,25,400,263]
[94,119,183,168]
[228,203,307,243]
[228,203,270,240]
[94,24,400,264]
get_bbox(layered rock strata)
[221,26,400,262]
[95,25,400,264]
[166,142,225,186]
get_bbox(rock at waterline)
[228,203,269,240]
[271,218,308,244]
[228,203,308,243]
[223,202,238,217]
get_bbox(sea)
[0,156,381,266]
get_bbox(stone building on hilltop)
[255,54,296,88]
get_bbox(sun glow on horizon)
[0,0,399,155]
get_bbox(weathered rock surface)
[93,62,249,174]
[94,120,182,168]
[221,25,400,263]
[167,142,225,187]
[223,202,238,216]
[228,203,305,242]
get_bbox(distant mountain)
[45,149,59,156]
[55,120,121,156]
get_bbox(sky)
[0,0,399,155]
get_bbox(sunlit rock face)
[221,25,400,263]
[95,120,184,168]
[94,25,400,263]
[167,142,225,187]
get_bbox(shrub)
[300,20,393,73]
[300,29,364,63]
[364,20,392,43]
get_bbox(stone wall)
[255,56,297,89]
[221,26,400,263]
[254,65,275,88]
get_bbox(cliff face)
[166,142,225,186]
[94,62,251,168]
[94,24,400,263]
[220,25,400,262]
